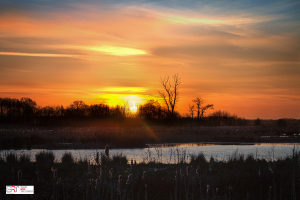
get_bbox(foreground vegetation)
[1,150,300,200]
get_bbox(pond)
[1,143,299,164]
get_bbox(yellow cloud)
[99,87,147,93]
[66,45,148,56]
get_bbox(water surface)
[1,143,299,164]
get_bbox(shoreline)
[1,140,300,151]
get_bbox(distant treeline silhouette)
[0,97,125,125]
[0,97,248,126]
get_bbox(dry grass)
[1,150,300,199]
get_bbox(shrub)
[190,153,207,167]
[61,152,74,164]
[277,119,287,127]
[19,153,31,164]
[6,152,17,164]
[35,151,55,164]
[254,118,261,126]
[112,154,128,165]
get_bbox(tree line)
[0,97,125,124]
[0,97,247,126]
[0,74,248,126]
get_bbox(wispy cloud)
[98,87,147,93]
[0,52,81,58]
[0,67,32,73]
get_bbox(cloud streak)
[0,52,81,58]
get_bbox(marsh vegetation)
[1,149,300,199]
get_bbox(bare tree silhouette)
[188,103,195,119]
[192,97,214,122]
[158,74,181,119]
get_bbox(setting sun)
[130,105,138,113]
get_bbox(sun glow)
[99,93,147,108]
[130,105,138,113]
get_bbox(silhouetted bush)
[254,118,261,126]
[277,118,287,127]
[6,152,17,165]
[190,153,207,167]
[112,154,128,165]
[35,151,55,164]
[61,152,74,164]
[19,153,31,164]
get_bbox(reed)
[0,150,299,199]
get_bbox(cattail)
[268,161,274,173]
[268,186,272,200]
[207,185,210,194]
[145,184,148,200]
[54,169,58,178]
[18,170,22,180]
[105,145,109,157]
[88,162,92,174]
[175,169,178,181]
[51,167,57,178]
[109,168,114,179]
[126,174,133,184]
[180,168,183,179]
[209,157,214,171]
[99,167,103,180]
[118,175,123,184]
[95,152,99,164]
[18,170,22,184]
[186,166,191,176]
[196,166,200,176]
[142,171,147,180]
[36,169,39,182]
[94,179,99,189]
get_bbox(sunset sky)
[0,0,299,119]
